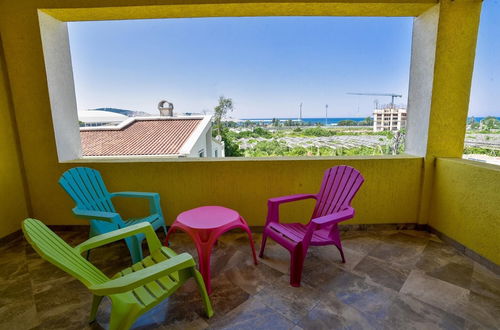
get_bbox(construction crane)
[347,92,402,108]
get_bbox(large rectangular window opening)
[51,15,414,160]
[464,0,500,166]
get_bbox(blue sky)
[68,2,498,118]
[469,0,500,118]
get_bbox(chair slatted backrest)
[59,167,116,213]
[312,166,364,219]
[22,218,109,287]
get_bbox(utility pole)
[325,104,328,126]
[299,102,303,122]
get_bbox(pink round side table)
[165,206,258,294]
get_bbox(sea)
[241,117,366,125]
[240,117,499,126]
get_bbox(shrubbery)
[235,127,273,139]
[302,127,335,137]
[463,147,500,156]
[217,128,243,157]
[243,139,391,157]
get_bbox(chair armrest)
[89,253,195,295]
[268,194,317,205]
[75,222,161,254]
[110,192,162,216]
[266,194,317,225]
[311,207,355,228]
[72,208,122,223]
[111,192,159,199]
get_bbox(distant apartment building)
[80,115,224,158]
[373,107,407,132]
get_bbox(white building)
[373,108,407,132]
[77,110,129,127]
[80,115,224,158]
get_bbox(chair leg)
[336,243,346,263]
[124,235,143,264]
[290,249,305,287]
[259,231,268,258]
[108,306,139,330]
[89,295,104,323]
[193,269,214,318]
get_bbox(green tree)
[480,116,500,131]
[219,127,243,157]
[337,120,358,126]
[303,127,334,137]
[468,116,480,130]
[214,96,234,136]
[359,116,373,126]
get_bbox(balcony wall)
[51,157,424,228]
[1,0,497,268]
[429,158,500,264]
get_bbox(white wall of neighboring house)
[180,115,224,158]
[212,139,225,158]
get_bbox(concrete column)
[38,11,81,162]
[406,0,482,224]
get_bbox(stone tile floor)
[1,228,499,329]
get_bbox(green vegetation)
[303,127,335,137]
[337,120,358,126]
[480,116,500,131]
[235,127,272,139]
[468,117,480,130]
[243,139,392,157]
[285,126,392,138]
[463,147,500,157]
[213,96,234,136]
[217,127,243,157]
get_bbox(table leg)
[239,218,258,265]
[164,225,178,246]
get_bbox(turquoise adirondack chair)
[22,218,213,330]
[59,167,167,263]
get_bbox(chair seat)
[112,247,182,308]
[124,214,161,228]
[268,222,338,246]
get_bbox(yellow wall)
[0,0,428,231]
[51,157,423,227]
[0,41,30,237]
[429,159,500,264]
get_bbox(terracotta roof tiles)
[80,119,202,156]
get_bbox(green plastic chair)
[22,218,213,330]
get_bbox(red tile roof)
[80,119,202,156]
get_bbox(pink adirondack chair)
[259,166,364,287]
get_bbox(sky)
[469,0,500,118]
[68,1,499,119]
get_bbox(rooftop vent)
[158,100,174,117]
